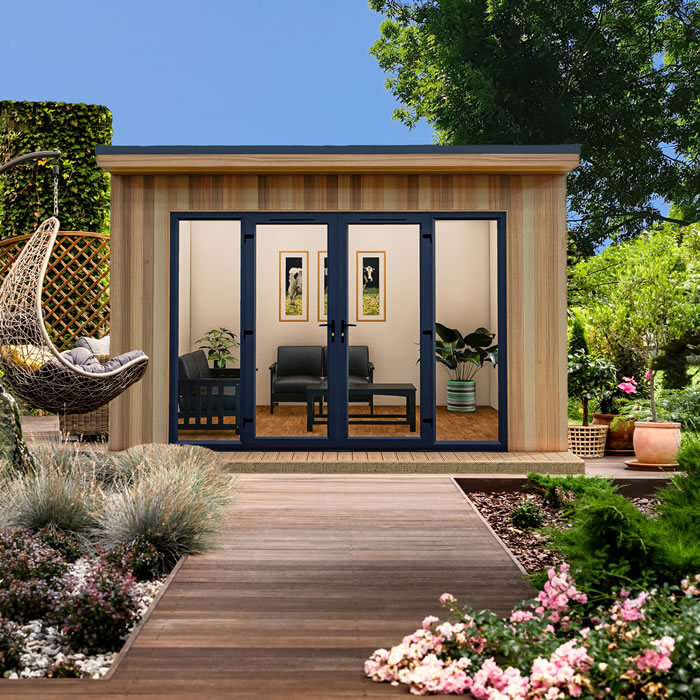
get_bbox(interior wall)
[178,221,241,358]
[435,220,498,407]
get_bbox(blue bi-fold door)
[170,212,507,451]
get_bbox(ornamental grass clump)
[94,445,233,571]
[0,443,101,538]
[365,565,700,697]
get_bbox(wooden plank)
[98,152,580,175]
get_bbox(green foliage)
[195,327,240,367]
[510,499,544,529]
[617,386,700,432]
[567,349,617,425]
[35,525,84,563]
[567,313,589,355]
[540,446,700,598]
[569,226,700,419]
[524,472,617,508]
[369,1,700,253]
[435,323,498,381]
[0,101,112,238]
[653,330,700,389]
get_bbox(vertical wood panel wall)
[109,174,567,452]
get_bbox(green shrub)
[94,445,233,570]
[540,445,700,599]
[50,557,138,653]
[510,499,544,529]
[105,536,165,581]
[617,386,700,432]
[0,618,23,674]
[524,473,616,508]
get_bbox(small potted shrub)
[567,350,617,458]
[591,376,638,453]
[196,327,240,371]
[435,324,497,413]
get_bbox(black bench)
[178,350,240,432]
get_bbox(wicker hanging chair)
[0,217,148,414]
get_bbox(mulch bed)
[468,491,659,574]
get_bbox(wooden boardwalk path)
[5,475,533,698]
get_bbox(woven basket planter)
[59,353,110,438]
[568,424,608,459]
[447,379,476,412]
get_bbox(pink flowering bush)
[365,566,700,697]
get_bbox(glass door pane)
[345,224,421,439]
[177,220,241,442]
[435,220,500,442]
[255,224,330,438]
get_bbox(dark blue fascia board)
[97,144,580,155]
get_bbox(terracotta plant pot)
[632,422,681,465]
[592,413,635,453]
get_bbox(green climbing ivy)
[0,101,112,239]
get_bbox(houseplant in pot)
[592,375,638,453]
[435,324,497,412]
[196,327,240,371]
[567,349,617,458]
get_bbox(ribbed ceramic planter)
[447,379,476,412]
[567,424,609,459]
[632,422,681,465]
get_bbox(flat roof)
[96,144,580,175]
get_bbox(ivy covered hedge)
[0,101,112,239]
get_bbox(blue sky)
[3,1,434,146]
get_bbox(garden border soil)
[455,477,669,499]
[102,555,187,680]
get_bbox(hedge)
[0,101,112,239]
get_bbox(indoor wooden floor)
[6,474,533,698]
[178,405,499,441]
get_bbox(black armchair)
[178,350,240,432]
[269,346,324,414]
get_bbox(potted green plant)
[435,324,498,413]
[567,350,617,458]
[591,375,638,453]
[196,327,240,370]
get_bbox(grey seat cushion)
[349,375,370,385]
[75,335,110,355]
[59,347,145,373]
[274,375,324,393]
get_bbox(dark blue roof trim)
[96,144,580,155]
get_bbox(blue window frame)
[169,211,507,451]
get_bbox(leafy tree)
[369,0,700,254]
[568,350,617,425]
[570,226,700,419]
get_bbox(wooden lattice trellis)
[0,231,110,350]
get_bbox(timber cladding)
[106,173,568,452]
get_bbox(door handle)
[319,319,336,342]
[340,320,356,343]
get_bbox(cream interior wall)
[435,220,498,408]
[178,221,241,356]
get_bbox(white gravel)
[2,557,163,679]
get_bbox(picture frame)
[279,251,308,322]
[317,250,328,322]
[356,251,385,322]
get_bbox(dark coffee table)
[306,382,416,432]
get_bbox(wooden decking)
[5,474,533,698]
[221,450,584,474]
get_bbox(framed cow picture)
[317,251,328,322]
[279,251,308,322]
[356,251,385,322]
